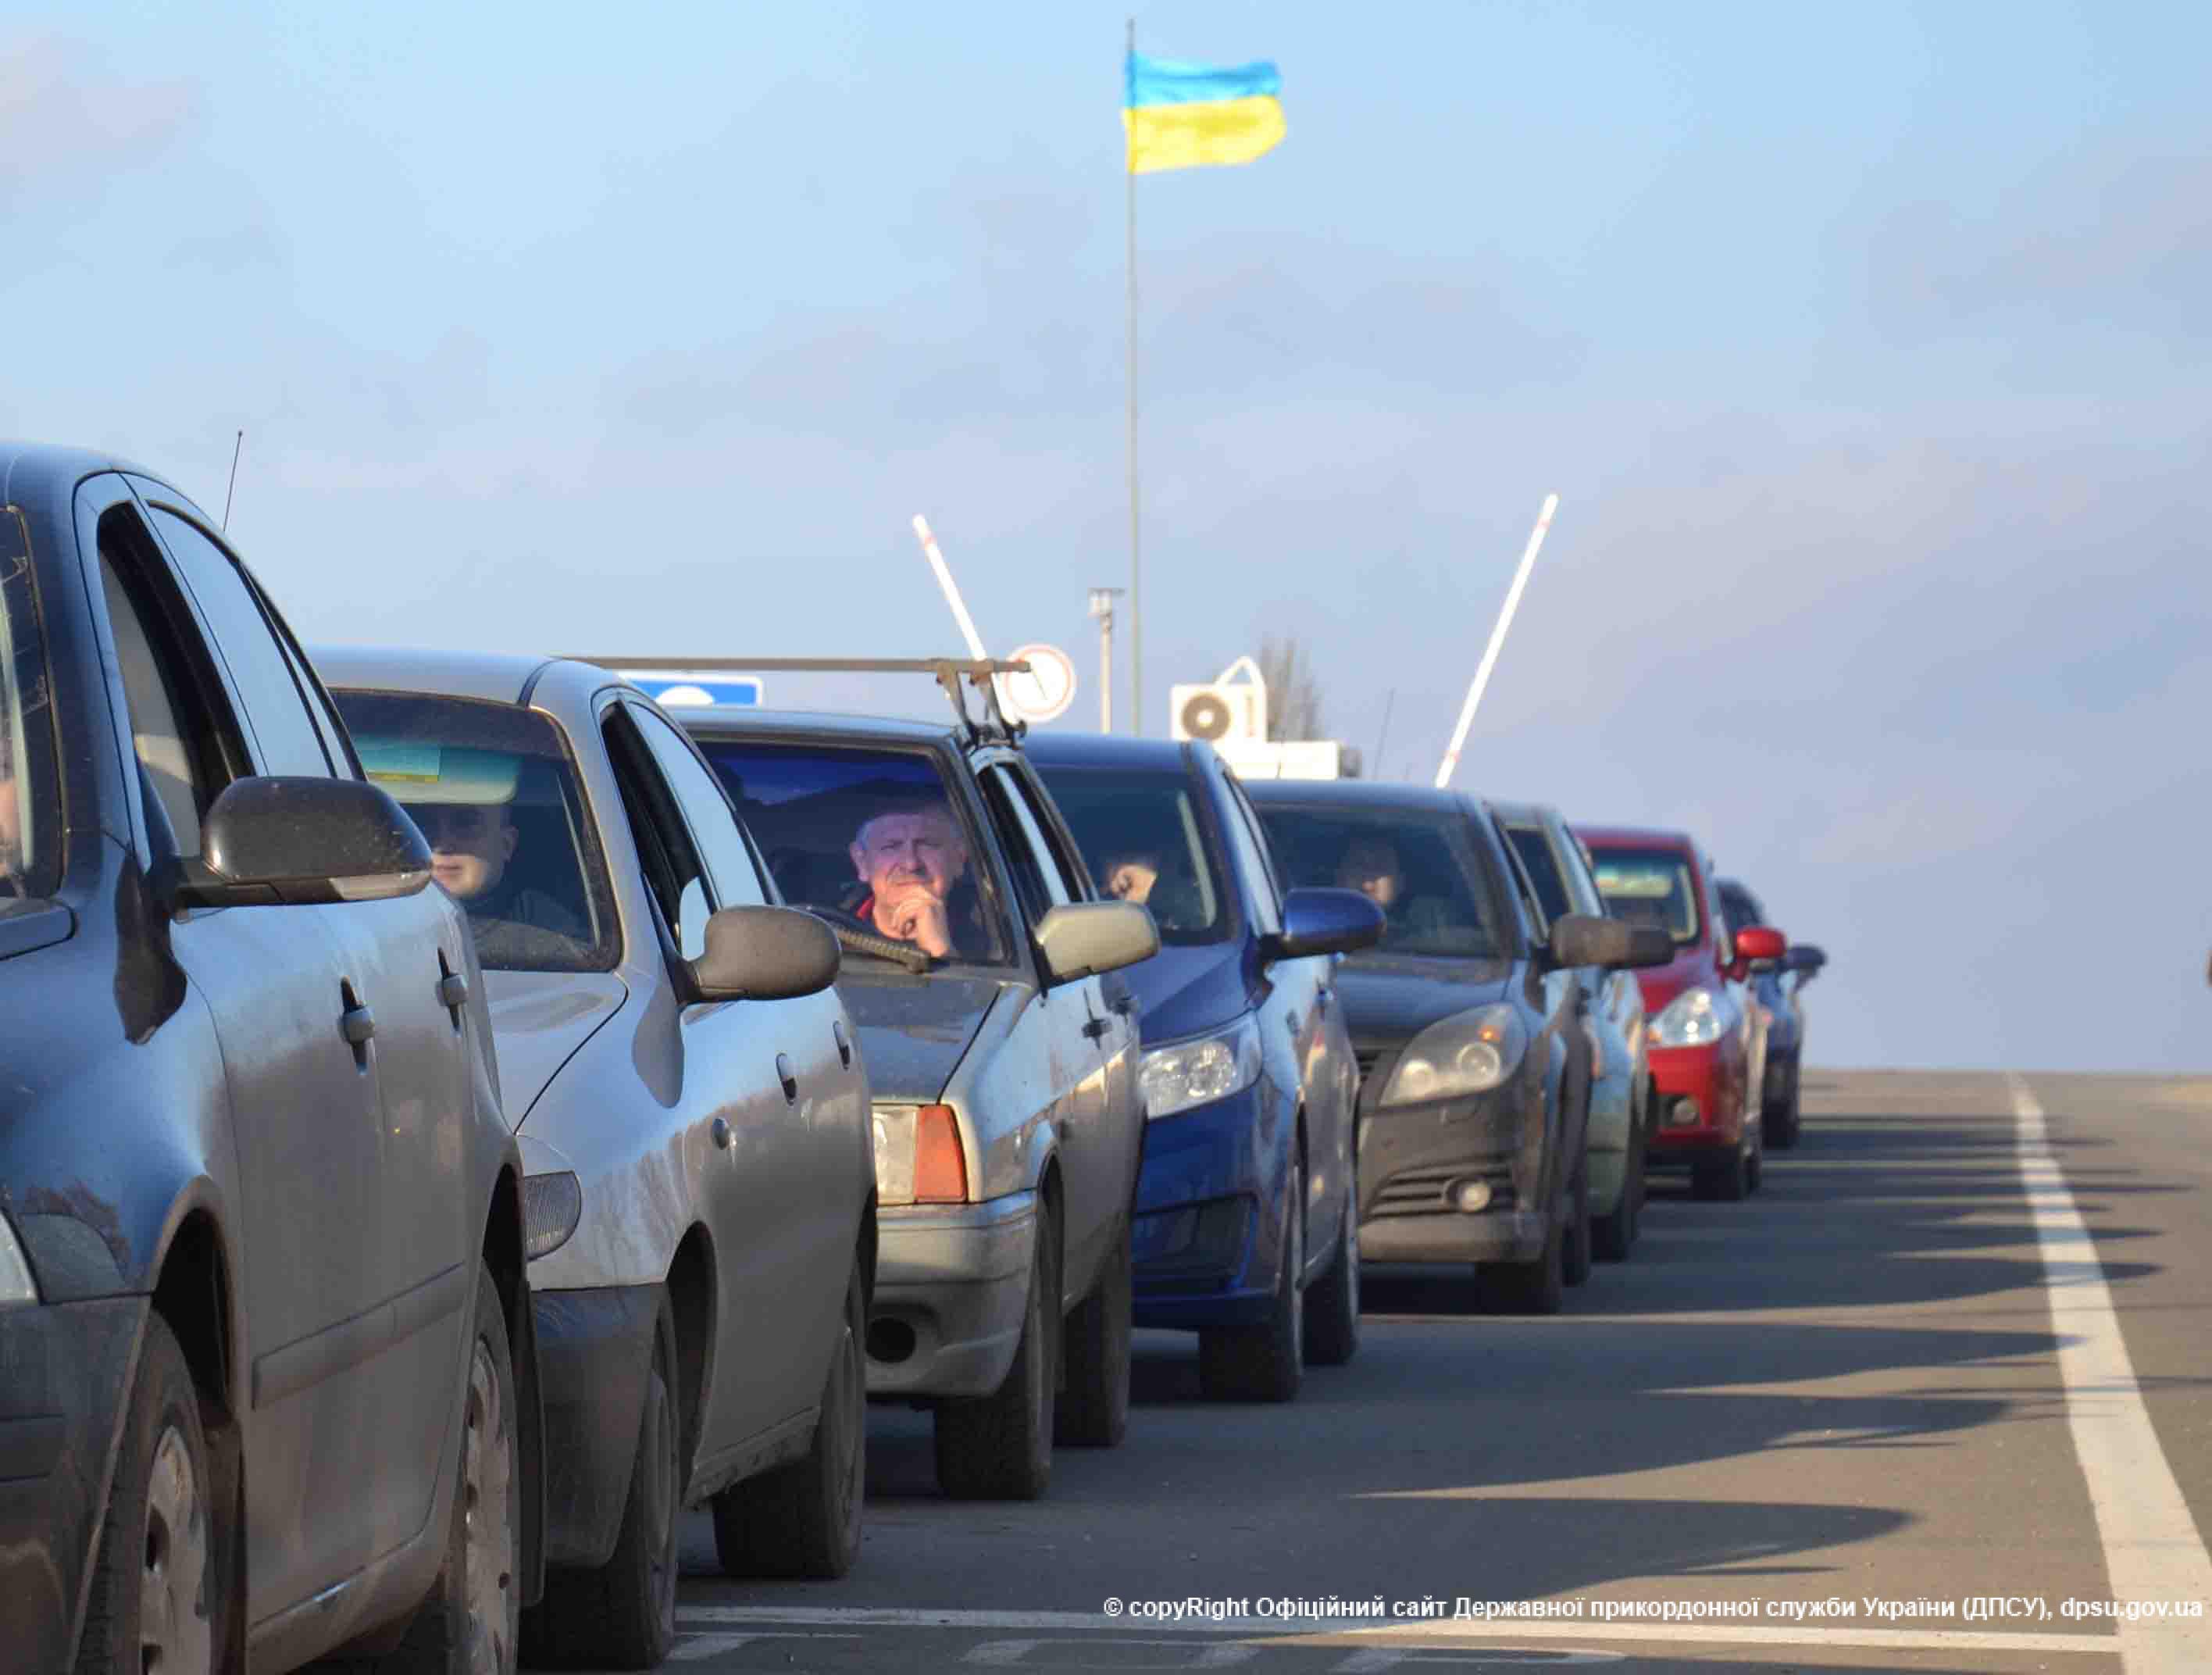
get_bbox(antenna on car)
[221,430,244,531]
[564,656,1035,748]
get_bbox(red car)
[1572,826,1786,1200]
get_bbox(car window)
[1504,823,1572,927]
[599,706,716,960]
[684,735,1015,969]
[336,688,619,972]
[1254,802,1508,960]
[1007,761,1093,901]
[627,703,769,909]
[1707,872,1734,964]
[979,765,1067,920]
[1716,881,1763,938]
[1586,846,1704,946]
[1033,762,1229,945]
[1220,773,1284,938]
[0,508,59,898]
[148,508,334,778]
[1550,820,1609,919]
[1494,823,1552,941]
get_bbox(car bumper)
[866,1192,1039,1399]
[1354,1080,1550,1265]
[1128,1081,1292,1330]
[530,1285,659,1567]
[1647,1043,1744,1157]
[0,1295,146,1672]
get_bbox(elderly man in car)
[847,796,989,961]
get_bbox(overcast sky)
[5,2,2205,1072]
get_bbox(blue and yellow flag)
[1122,52,1285,175]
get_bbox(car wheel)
[1745,1115,1765,1194]
[935,1204,1058,1500]
[76,1312,219,1675]
[377,1263,522,1673]
[1303,1163,1361,1367]
[1200,1157,1306,1402]
[1765,1062,1802,1151]
[1694,1134,1752,1202]
[1593,1122,1643,1262]
[1561,1150,1593,1288]
[1055,1217,1132,1448]
[715,1256,868,1577]
[1485,1198,1567,1316]
[526,1291,680,1667]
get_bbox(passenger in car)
[409,799,587,966]
[846,796,988,960]
[1336,834,1407,912]
[0,730,20,894]
[1101,847,1161,905]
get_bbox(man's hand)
[881,888,954,959]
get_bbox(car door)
[1217,762,1346,1273]
[598,698,815,1456]
[622,698,858,1423]
[1548,815,1647,1108]
[974,756,1122,1305]
[82,483,437,1615]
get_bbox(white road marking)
[2011,1073,2212,1673]
[670,1629,861,1661]
[676,1604,2107,1655]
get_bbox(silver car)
[321,651,874,1670]
[675,673,1155,1502]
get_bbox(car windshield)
[333,690,619,973]
[1254,803,1505,959]
[0,512,58,901]
[1588,847,1703,945]
[1032,764,1229,946]
[687,738,1015,969]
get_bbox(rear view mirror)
[1267,888,1385,962]
[1548,912,1671,971]
[1035,901,1159,984]
[1785,943,1827,983]
[688,905,841,1002]
[163,777,433,910]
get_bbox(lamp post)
[1087,588,1126,734]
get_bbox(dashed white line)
[2011,1073,2212,1673]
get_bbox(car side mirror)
[160,777,433,910]
[1728,923,1786,981]
[1548,912,1672,971]
[687,905,841,1002]
[1265,888,1384,962]
[1784,942,1826,984]
[1035,901,1159,984]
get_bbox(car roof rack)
[565,655,1034,748]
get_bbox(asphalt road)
[646,1069,2210,1673]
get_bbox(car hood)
[486,970,630,1130]
[1333,953,1515,1047]
[1633,948,1719,1015]
[840,970,1005,1105]
[1122,943,1254,1045]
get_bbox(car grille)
[1369,1162,1516,1219]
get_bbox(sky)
[4,1,2206,1072]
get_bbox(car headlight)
[1379,1005,1528,1107]
[1140,1015,1264,1120]
[0,1213,38,1305]
[522,1172,583,1261]
[1649,986,1737,1048]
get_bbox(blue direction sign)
[625,672,764,709]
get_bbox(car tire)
[1485,1200,1567,1316]
[76,1312,220,1675]
[715,1257,868,1577]
[1561,1151,1593,1288]
[1055,1219,1131,1448]
[526,1292,680,1668]
[1592,1122,1643,1262]
[376,1263,523,1674]
[1200,1158,1306,1403]
[1303,1165,1361,1368]
[935,1205,1057,1501]
[1746,1116,1765,1195]
[1694,1135,1752,1202]
[1765,1062,1802,1151]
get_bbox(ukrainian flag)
[1123,52,1285,175]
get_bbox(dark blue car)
[1028,737,1380,1402]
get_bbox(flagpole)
[1125,16,1143,736]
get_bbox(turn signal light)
[914,1104,968,1203]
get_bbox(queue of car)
[0,444,1825,1674]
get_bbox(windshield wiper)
[811,913,933,976]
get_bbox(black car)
[0,447,541,1674]
[1715,877,1825,1148]
[1028,734,1380,1402]
[1247,780,1664,1315]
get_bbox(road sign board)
[626,672,764,709]
[1002,643,1076,724]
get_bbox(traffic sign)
[626,672,764,709]
[1002,643,1076,724]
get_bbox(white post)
[910,514,1009,711]
[1434,493,1560,789]
[1088,588,1121,734]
